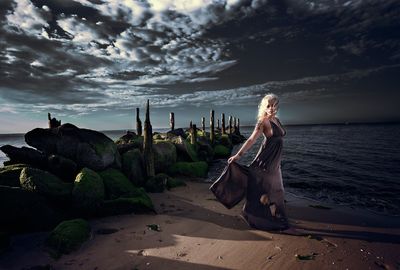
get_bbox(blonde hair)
[257,93,279,121]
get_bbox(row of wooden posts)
[137,100,241,178]
[47,100,240,179]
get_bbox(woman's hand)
[227,153,240,164]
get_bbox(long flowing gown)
[210,118,289,231]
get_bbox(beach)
[1,178,399,270]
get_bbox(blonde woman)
[211,93,301,233]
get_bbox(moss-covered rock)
[166,177,187,190]
[169,136,199,162]
[145,173,170,193]
[168,161,208,178]
[46,219,90,257]
[213,144,231,158]
[20,167,72,201]
[0,164,28,187]
[0,186,62,233]
[99,168,144,199]
[100,195,155,216]
[217,134,233,149]
[121,149,145,187]
[153,141,177,173]
[72,168,105,212]
[47,154,78,183]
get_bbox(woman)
[211,93,299,233]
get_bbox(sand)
[1,179,400,270]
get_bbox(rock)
[216,134,233,149]
[47,155,78,182]
[0,164,28,187]
[46,219,90,257]
[72,168,105,212]
[115,131,138,145]
[153,141,177,173]
[0,145,47,168]
[169,136,199,162]
[121,149,145,187]
[20,167,72,202]
[213,145,231,158]
[166,177,187,190]
[99,168,145,199]
[167,128,186,138]
[197,138,215,162]
[168,161,208,178]
[99,195,155,216]
[0,186,61,233]
[145,173,169,193]
[25,123,121,171]
[117,142,141,155]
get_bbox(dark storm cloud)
[0,0,399,117]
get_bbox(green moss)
[19,167,72,200]
[101,195,155,216]
[153,141,177,173]
[122,149,145,186]
[0,164,28,187]
[93,141,115,156]
[145,173,169,193]
[99,168,142,199]
[166,177,187,190]
[213,144,231,158]
[218,134,232,148]
[72,168,105,211]
[168,161,208,178]
[46,219,90,257]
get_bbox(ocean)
[1,123,399,216]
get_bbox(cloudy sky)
[0,0,399,133]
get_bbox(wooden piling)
[221,113,226,134]
[229,115,233,134]
[201,117,205,134]
[237,118,240,133]
[48,113,61,128]
[170,112,175,131]
[190,121,193,129]
[190,124,197,145]
[217,118,220,130]
[136,108,142,136]
[143,100,155,177]
[210,109,215,144]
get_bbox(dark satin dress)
[210,118,289,231]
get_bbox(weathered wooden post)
[237,118,240,133]
[210,109,215,144]
[143,100,155,177]
[221,113,226,134]
[48,113,61,128]
[229,115,233,134]
[234,117,237,133]
[190,121,193,129]
[170,112,175,131]
[190,124,197,145]
[217,118,220,130]
[201,117,205,134]
[136,108,142,136]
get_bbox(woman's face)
[266,100,278,116]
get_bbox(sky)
[0,0,399,133]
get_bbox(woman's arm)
[227,119,266,164]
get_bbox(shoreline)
[1,179,399,270]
